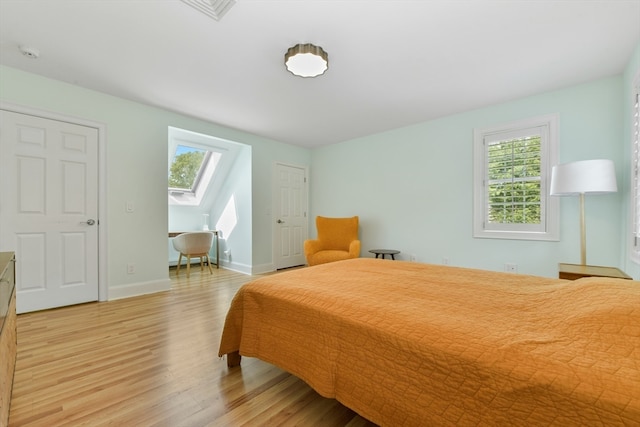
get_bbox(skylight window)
[167,140,223,207]
[169,145,211,193]
[168,127,242,207]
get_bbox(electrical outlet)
[410,254,417,262]
[504,263,517,273]
[127,263,136,274]
[442,257,450,265]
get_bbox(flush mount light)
[284,43,328,78]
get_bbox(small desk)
[169,231,219,269]
[369,249,400,260]
[558,263,632,281]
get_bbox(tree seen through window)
[169,145,207,191]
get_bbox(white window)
[168,127,235,207]
[631,79,640,262]
[169,145,219,193]
[473,115,559,241]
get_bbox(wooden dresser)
[0,252,16,427]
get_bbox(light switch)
[126,201,134,213]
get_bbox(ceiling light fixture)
[285,43,328,78]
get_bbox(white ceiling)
[1,0,639,148]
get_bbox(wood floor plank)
[8,268,378,426]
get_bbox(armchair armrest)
[304,239,323,260]
[349,240,361,258]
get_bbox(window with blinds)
[486,134,542,228]
[632,88,640,257]
[473,115,559,241]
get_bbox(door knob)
[277,219,285,224]
[86,219,96,225]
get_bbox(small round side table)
[368,249,400,260]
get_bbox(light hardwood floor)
[8,267,377,427]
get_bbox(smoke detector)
[19,46,40,59]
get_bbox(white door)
[0,110,99,313]
[274,163,307,269]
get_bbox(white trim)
[0,101,109,302]
[223,260,253,275]
[629,71,640,264]
[473,114,559,241]
[249,262,274,275]
[108,279,171,300]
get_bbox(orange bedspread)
[218,258,640,426]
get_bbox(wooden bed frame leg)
[227,351,241,367]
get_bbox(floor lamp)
[550,159,618,265]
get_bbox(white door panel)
[274,164,307,269]
[0,110,99,313]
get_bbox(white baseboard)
[251,263,276,275]
[220,259,253,275]
[108,279,172,300]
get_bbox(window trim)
[630,75,640,263]
[473,114,559,241]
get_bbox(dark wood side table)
[369,249,400,260]
[558,263,632,280]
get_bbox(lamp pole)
[579,193,586,265]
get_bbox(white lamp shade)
[550,159,618,195]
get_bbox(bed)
[218,258,640,426]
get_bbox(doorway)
[273,163,308,269]
[0,106,106,313]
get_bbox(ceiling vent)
[180,0,236,21]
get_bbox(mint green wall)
[0,65,310,297]
[2,55,636,287]
[622,42,640,279]
[310,77,626,278]
[211,143,253,271]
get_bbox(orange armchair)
[304,216,360,266]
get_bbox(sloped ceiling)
[0,0,639,148]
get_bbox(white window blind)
[484,130,543,231]
[632,89,640,255]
